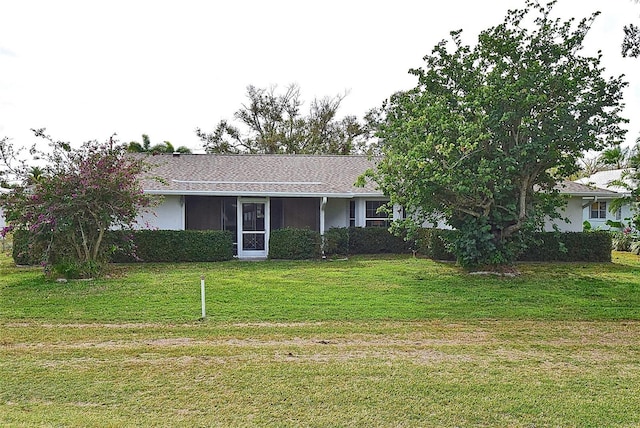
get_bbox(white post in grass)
[200,275,206,319]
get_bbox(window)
[365,200,390,227]
[590,201,607,219]
[349,200,355,227]
[615,208,622,221]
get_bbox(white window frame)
[589,201,607,220]
[365,200,390,228]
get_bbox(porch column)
[319,197,327,236]
[320,197,327,257]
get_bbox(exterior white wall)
[136,195,184,230]
[582,198,634,230]
[621,204,634,226]
[544,197,584,232]
[138,194,602,234]
[325,198,349,229]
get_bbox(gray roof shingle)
[137,153,381,197]
[136,153,619,199]
[556,180,620,196]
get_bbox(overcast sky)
[1,0,639,153]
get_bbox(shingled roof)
[137,153,382,197]
[136,153,619,199]
[555,180,620,197]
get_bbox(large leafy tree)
[0,130,154,277]
[371,0,628,267]
[196,84,368,154]
[622,0,640,57]
[622,24,639,57]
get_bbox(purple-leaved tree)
[0,129,155,277]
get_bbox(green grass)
[2,253,640,322]
[2,251,640,426]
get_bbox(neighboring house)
[137,154,617,258]
[0,187,9,231]
[575,169,635,230]
[545,181,620,232]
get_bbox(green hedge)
[323,227,411,255]
[348,227,411,254]
[12,229,34,265]
[110,230,234,263]
[13,229,234,265]
[414,230,612,263]
[269,228,321,260]
[519,231,612,262]
[12,227,612,264]
[323,227,350,255]
[322,228,611,262]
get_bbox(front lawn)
[1,252,640,427]
[2,252,640,323]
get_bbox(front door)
[238,199,269,258]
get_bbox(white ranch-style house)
[575,169,635,230]
[136,153,618,258]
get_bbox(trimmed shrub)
[13,227,612,265]
[12,229,34,265]
[14,229,234,265]
[414,228,457,260]
[323,227,350,256]
[269,228,321,260]
[11,229,63,266]
[518,231,612,262]
[415,229,611,263]
[110,230,233,263]
[323,227,411,256]
[12,229,109,276]
[347,227,411,255]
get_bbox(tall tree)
[196,84,368,154]
[369,0,628,267]
[0,130,155,277]
[598,144,631,169]
[574,156,603,179]
[126,134,191,154]
[622,24,639,57]
[622,0,640,57]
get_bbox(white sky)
[1,0,639,152]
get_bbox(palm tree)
[126,134,191,154]
[27,166,45,185]
[598,144,630,170]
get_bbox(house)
[136,154,391,258]
[575,169,635,229]
[137,153,617,258]
[0,187,9,232]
